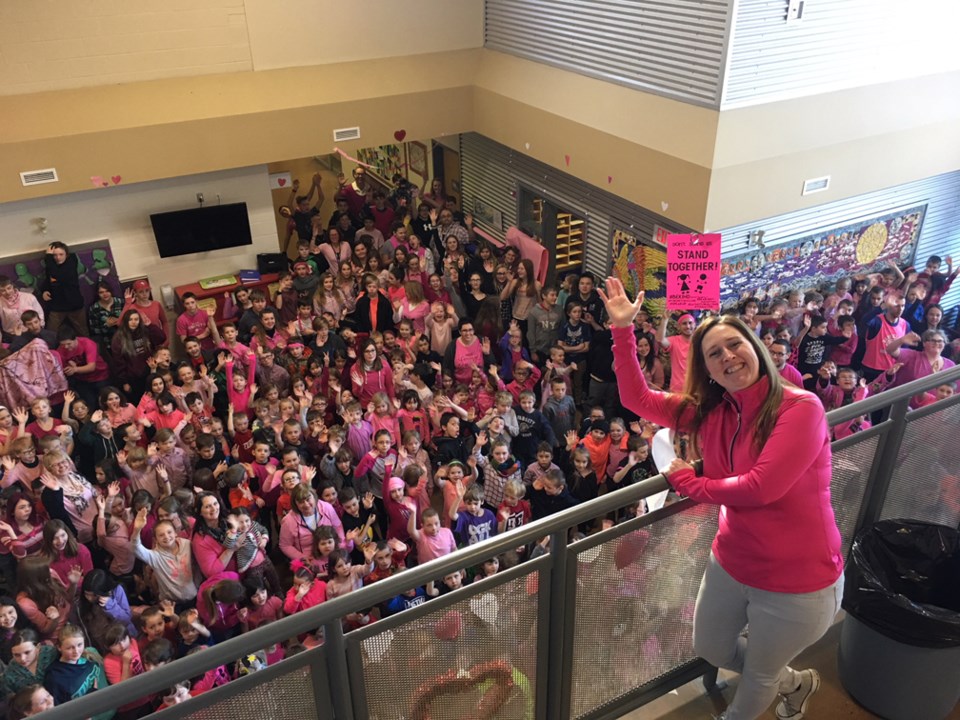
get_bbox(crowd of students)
[0,167,956,719]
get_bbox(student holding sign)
[601,277,843,720]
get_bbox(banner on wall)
[610,223,668,318]
[666,233,721,311]
[718,205,926,307]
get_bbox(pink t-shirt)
[665,334,692,392]
[415,527,457,562]
[453,339,484,384]
[246,595,283,629]
[54,336,110,382]
[176,309,214,348]
[103,642,148,711]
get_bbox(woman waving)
[600,278,843,720]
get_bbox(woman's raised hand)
[597,278,644,328]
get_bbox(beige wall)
[0,0,253,96]
[0,0,483,96]
[0,166,277,291]
[244,0,484,70]
[0,51,478,204]
[704,70,960,229]
[475,51,719,169]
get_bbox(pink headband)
[677,313,695,324]
[386,477,405,493]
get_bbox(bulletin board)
[356,144,406,186]
[0,238,121,306]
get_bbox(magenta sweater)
[612,327,843,593]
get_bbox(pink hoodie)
[612,327,843,593]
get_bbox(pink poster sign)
[666,233,721,311]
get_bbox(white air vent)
[802,175,830,196]
[333,127,361,142]
[20,168,59,186]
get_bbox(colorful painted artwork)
[719,205,926,307]
[611,224,668,319]
[0,239,120,306]
[355,144,406,184]
[666,234,721,311]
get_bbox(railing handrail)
[35,363,960,720]
[38,472,675,720]
[824,363,960,423]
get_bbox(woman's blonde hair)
[42,449,70,471]
[677,315,784,456]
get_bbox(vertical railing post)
[545,528,572,720]
[854,396,911,535]
[324,621,355,720]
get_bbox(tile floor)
[618,620,960,720]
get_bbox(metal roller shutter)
[485,0,734,108]
[459,132,690,281]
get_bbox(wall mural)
[719,205,925,306]
[0,238,120,306]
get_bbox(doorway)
[517,187,585,286]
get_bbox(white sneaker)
[776,669,821,720]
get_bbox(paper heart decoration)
[394,129,407,142]
[469,593,498,626]
[661,201,669,212]
[111,175,122,185]
[277,178,286,187]
[579,545,602,564]
[90,176,105,188]
[607,175,613,184]
[524,142,530,150]
[362,630,394,662]
[564,154,571,166]
[434,611,463,641]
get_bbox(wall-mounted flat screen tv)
[150,203,253,258]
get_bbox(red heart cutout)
[607,175,613,184]
[277,178,286,187]
[111,175,122,185]
[102,182,109,187]
[564,154,571,166]
[394,130,406,142]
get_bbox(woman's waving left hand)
[598,277,644,328]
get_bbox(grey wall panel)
[459,132,690,281]
[722,0,960,108]
[712,171,960,307]
[485,0,734,108]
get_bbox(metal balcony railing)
[34,365,960,720]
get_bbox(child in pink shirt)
[407,507,456,563]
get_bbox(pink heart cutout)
[394,130,407,142]
[111,175,122,185]
[607,175,613,184]
[564,154,571,166]
[90,176,104,188]
[277,178,286,187]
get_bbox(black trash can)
[838,519,960,720]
